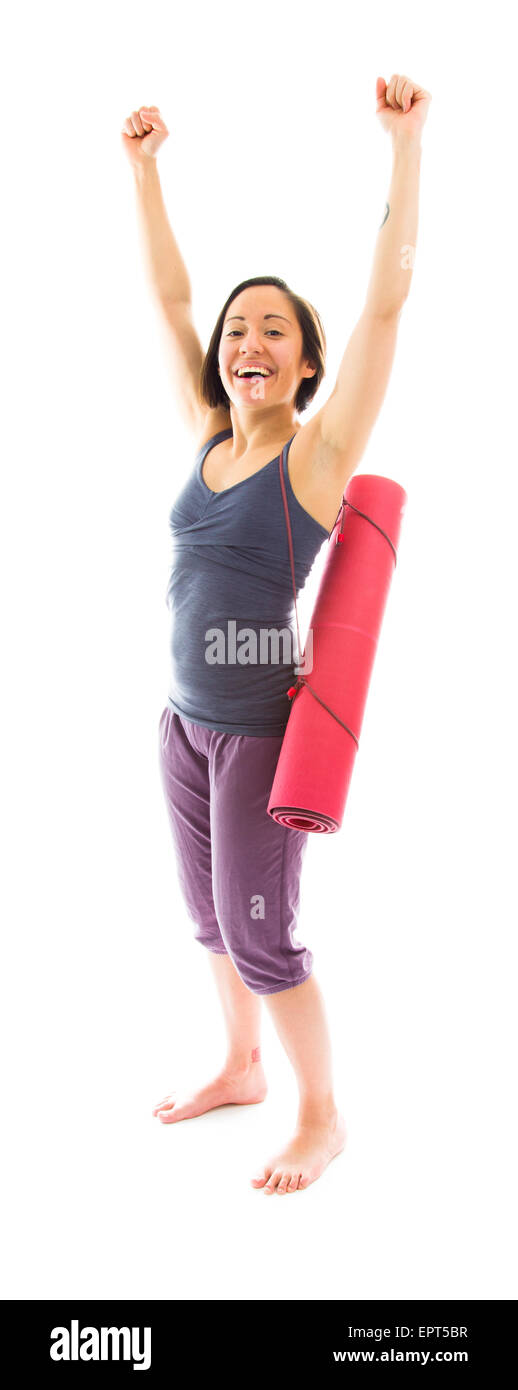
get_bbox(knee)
[223,943,314,997]
[194,925,227,954]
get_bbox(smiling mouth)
[233,366,274,378]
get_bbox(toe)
[264,1170,282,1193]
[287,1173,301,1192]
[276,1174,290,1194]
[157,1105,176,1122]
[251,1165,273,1188]
[152,1094,175,1114]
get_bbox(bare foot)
[250,1109,346,1193]
[152,1062,268,1124]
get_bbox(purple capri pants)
[158,706,313,995]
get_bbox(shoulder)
[191,405,232,455]
[287,412,347,535]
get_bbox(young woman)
[121,75,430,1195]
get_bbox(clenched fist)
[375,75,431,142]
[120,106,169,168]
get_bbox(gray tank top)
[165,428,331,736]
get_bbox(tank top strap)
[196,427,233,463]
[280,433,298,488]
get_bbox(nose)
[240,330,263,351]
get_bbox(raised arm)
[122,107,222,436]
[312,76,432,491]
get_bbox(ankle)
[223,1045,262,1073]
[224,1045,263,1076]
[297,1096,339,1128]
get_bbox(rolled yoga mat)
[267,468,407,833]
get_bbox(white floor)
[3,832,516,1302]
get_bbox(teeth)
[236,367,271,377]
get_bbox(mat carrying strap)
[278,441,397,746]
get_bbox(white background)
[2,0,517,1301]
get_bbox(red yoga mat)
[267,446,407,833]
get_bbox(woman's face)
[217,286,315,408]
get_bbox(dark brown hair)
[199,275,326,415]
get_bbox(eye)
[226,329,282,337]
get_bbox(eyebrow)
[224,313,292,325]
